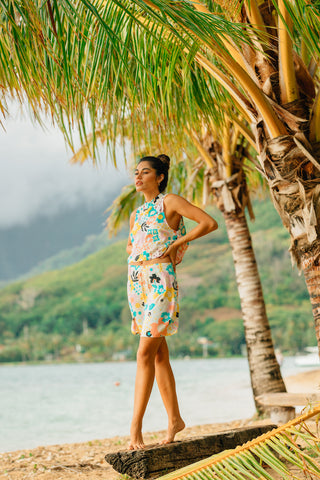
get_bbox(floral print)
[128,193,188,265]
[127,193,188,337]
[127,262,179,337]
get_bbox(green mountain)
[0,199,314,363]
[0,195,125,285]
[24,228,128,279]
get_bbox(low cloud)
[0,109,131,229]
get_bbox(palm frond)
[1,0,317,156]
[310,91,320,143]
[0,0,286,146]
[276,0,320,63]
[157,404,320,480]
[94,0,286,137]
[105,183,141,235]
[278,0,299,104]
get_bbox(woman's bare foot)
[129,423,145,450]
[160,418,185,445]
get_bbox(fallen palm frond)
[157,404,320,480]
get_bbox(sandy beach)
[1,368,320,480]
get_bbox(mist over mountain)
[0,194,126,283]
[0,104,133,284]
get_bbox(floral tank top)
[128,193,188,265]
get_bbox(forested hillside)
[0,200,314,363]
[0,196,125,285]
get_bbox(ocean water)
[0,356,310,452]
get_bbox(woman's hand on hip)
[160,244,179,272]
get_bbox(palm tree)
[116,0,320,349]
[190,124,288,412]
[2,0,318,351]
[1,0,290,406]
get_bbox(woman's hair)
[138,154,170,193]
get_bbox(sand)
[1,367,320,480]
[285,367,320,392]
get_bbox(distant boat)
[295,347,320,367]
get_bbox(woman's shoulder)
[163,193,184,203]
[163,193,187,208]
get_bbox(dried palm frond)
[157,404,320,480]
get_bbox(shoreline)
[2,368,320,479]
[0,354,254,367]
[0,418,272,480]
[1,351,317,367]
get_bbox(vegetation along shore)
[0,199,314,364]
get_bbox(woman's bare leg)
[130,336,163,450]
[155,338,185,444]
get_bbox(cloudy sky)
[0,105,132,229]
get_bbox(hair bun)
[157,154,170,169]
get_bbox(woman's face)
[134,161,163,192]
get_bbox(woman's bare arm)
[126,209,137,255]
[165,194,218,249]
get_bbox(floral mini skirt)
[127,262,179,337]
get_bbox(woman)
[127,154,218,450]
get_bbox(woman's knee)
[155,341,169,365]
[137,348,153,365]
[136,338,162,365]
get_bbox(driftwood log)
[105,424,276,479]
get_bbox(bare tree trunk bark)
[223,210,287,412]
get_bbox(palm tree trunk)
[255,121,320,353]
[301,249,320,353]
[199,133,288,415]
[223,210,287,412]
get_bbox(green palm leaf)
[276,0,320,60]
[105,183,141,235]
[0,0,269,145]
[156,405,320,480]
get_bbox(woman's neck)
[143,190,161,203]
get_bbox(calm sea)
[0,356,309,452]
